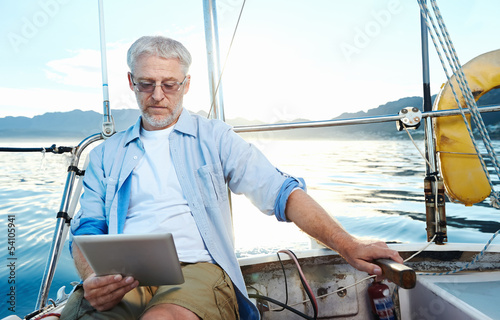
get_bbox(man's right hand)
[82,273,139,311]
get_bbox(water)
[1,138,500,317]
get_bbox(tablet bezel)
[73,233,184,286]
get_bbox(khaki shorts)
[59,263,239,320]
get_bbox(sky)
[0,0,499,123]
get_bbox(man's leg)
[141,303,199,320]
[59,285,156,320]
[141,263,239,319]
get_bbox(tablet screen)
[74,233,184,286]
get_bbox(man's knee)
[141,303,200,320]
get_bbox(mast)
[420,1,447,244]
[98,0,115,137]
[202,0,225,121]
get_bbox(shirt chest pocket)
[195,164,228,208]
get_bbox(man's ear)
[183,75,191,95]
[128,72,134,91]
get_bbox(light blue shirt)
[70,108,305,319]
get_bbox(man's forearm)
[284,189,403,276]
[72,243,94,280]
[284,189,354,255]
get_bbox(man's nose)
[151,84,165,101]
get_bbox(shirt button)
[133,156,138,160]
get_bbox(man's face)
[128,55,190,131]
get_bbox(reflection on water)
[1,138,499,316]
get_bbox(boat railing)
[35,133,103,311]
[233,104,500,133]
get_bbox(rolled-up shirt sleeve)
[273,175,306,222]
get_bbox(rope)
[418,229,500,276]
[417,0,500,208]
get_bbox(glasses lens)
[161,83,179,93]
[135,82,180,93]
[137,82,155,93]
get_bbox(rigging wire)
[207,0,247,119]
[417,0,500,208]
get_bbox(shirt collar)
[124,117,142,146]
[173,108,197,137]
[123,108,197,146]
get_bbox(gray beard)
[140,101,183,129]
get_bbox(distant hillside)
[0,109,141,138]
[239,88,500,140]
[1,90,499,140]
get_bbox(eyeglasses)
[130,73,188,94]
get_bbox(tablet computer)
[73,233,184,286]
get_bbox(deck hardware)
[396,107,422,131]
[56,212,72,225]
[424,176,448,244]
[67,165,85,176]
[336,287,347,298]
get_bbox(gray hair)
[127,36,192,75]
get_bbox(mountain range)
[1,89,499,140]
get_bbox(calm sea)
[1,138,499,317]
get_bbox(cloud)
[0,87,101,118]
[0,41,141,118]
[44,49,102,87]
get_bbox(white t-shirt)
[123,126,213,263]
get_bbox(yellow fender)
[434,49,500,206]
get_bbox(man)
[61,36,403,319]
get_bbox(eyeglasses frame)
[129,72,188,94]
